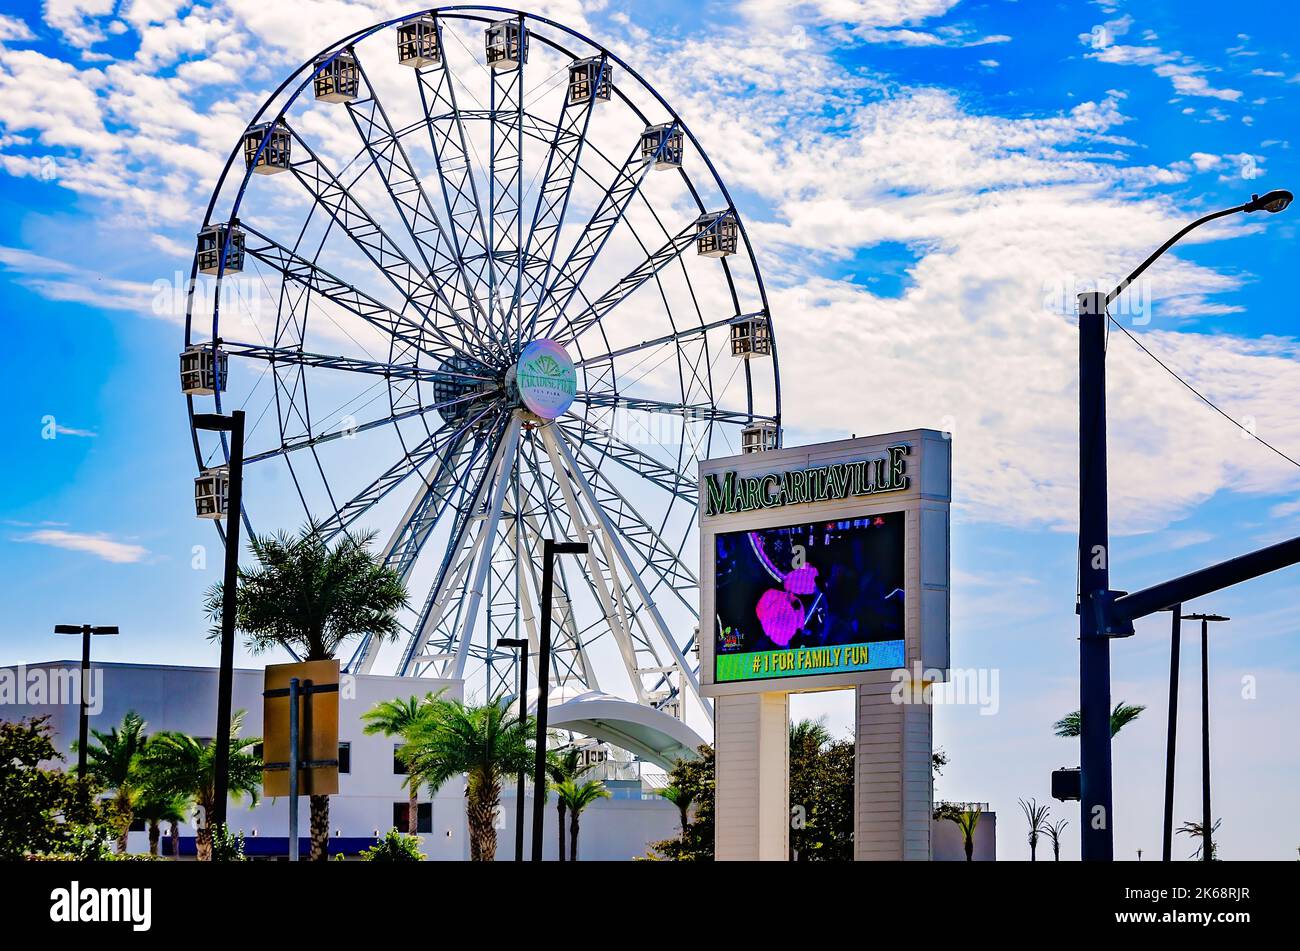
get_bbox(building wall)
[492,792,680,861]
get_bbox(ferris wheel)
[182,6,780,725]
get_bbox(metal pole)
[77,626,90,781]
[516,650,528,862]
[1078,292,1114,861]
[288,676,300,863]
[531,539,555,862]
[1200,618,1212,862]
[1162,605,1181,861]
[212,409,245,843]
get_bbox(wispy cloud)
[14,529,149,564]
[1080,16,1243,101]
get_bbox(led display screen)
[713,513,906,682]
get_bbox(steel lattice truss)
[184,6,780,727]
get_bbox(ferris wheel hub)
[508,339,577,420]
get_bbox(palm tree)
[141,712,262,861]
[362,692,442,837]
[657,785,695,842]
[555,778,610,861]
[1019,798,1050,861]
[77,711,148,854]
[1043,817,1069,861]
[133,791,189,857]
[1053,702,1146,738]
[402,697,533,861]
[789,716,833,750]
[936,803,982,861]
[1177,818,1221,860]
[545,745,594,861]
[206,521,407,861]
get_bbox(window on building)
[393,802,432,834]
[393,743,407,775]
[337,741,350,774]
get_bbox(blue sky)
[2,0,1299,860]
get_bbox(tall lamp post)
[193,409,245,842]
[1076,188,1293,861]
[497,636,530,862]
[1182,612,1228,861]
[53,623,118,780]
[531,539,587,862]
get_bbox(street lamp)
[53,623,118,780]
[531,539,587,862]
[1077,188,1291,861]
[496,636,530,862]
[1182,612,1228,862]
[193,408,246,843]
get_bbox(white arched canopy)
[525,689,706,770]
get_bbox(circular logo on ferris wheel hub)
[515,340,577,419]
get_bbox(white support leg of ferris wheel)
[450,415,524,679]
[351,433,469,675]
[404,425,511,677]
[544,424,713,725]
[539,423,649,705]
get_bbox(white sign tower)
[699,429,951,860]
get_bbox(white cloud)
[0,14,36,42]
[1082,28,1244,102]
[43,0,117,49]
[15,529,149,563]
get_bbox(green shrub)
[359,829,425,862]
[210,825,247,862]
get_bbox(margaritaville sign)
[704,444,911,517]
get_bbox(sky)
[2,0,1299,861]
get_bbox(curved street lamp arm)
[1105,203,1248,307]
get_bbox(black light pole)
[193,409,245,843]
[1183,612,1228,861]
[1076,188,1291,861]
[531,539,587,861]
[1161,605,1181,861]
[497,636,530,862]
[53,624,118,780]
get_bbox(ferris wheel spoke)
[414,28,494,329]
[242,383,501,466]
[550,212,733,347]
[487,17,526,338]
[527,125,675,341]
[345,52,493,355]
[242,225,453,364]
[510,54,603,332]
[280,126,477,360]
[221,340,491,385]
[324,407,506,551]
[556,415,694,500]
[570,391,767,428]
[572,308,765,370]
